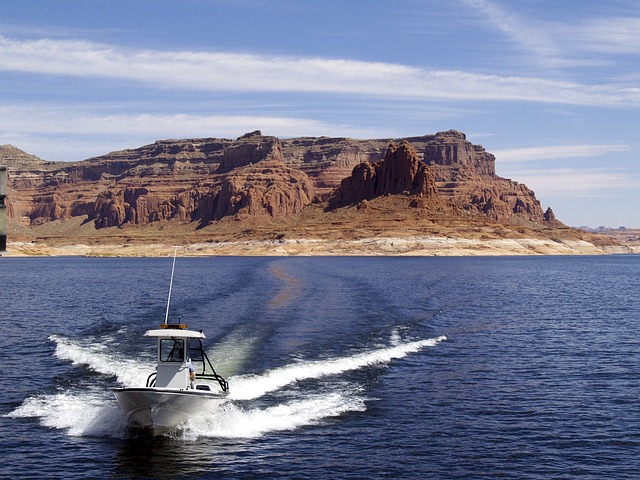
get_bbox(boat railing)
[195,342,229,393]
[198,372,229,393]
[145,368,228,392]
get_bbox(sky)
[1,0,639,227]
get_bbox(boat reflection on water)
[112,434,233,478]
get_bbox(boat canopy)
[144,329,206,339]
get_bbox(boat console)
[144,323,229,392]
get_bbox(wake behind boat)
[113,249,229,435]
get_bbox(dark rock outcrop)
[328,141,437,208]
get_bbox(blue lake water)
[1,255,639,479]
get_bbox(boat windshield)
[160,338,185,362]
[188,339,204,362]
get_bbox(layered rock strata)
[89,137,315,228]
[423,131,546,224]
[2,130,560,232]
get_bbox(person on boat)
[187,358,196,389]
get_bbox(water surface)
[2,255,639,479]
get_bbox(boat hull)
[113,387,228,435]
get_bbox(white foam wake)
[229,335,447,401]
[7,334,446,439]
[182,392,366,439]
[7,389,365,439]
[6,391,130,438]
[50,334,151,388]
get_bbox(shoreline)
[4,236,638,257]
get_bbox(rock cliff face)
[423,130,545,224]
[92,188,185,228]
[212,159,315,220]
[2,130,559,232]
[216,130,280,173]
[89,136,315,228]
[282,137,387,195]
[424,130,496,177]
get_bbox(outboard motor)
[0,166,6,253]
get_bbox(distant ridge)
[0,145,47,168]
[1,129,627,254]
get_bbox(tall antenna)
[163,246,178,325]
[0,166,7,254]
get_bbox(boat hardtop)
[145,326,206,338]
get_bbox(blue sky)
[1,0,639,227]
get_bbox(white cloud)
[494,144,631,162]
[0,106,396,138]
[0,106,393,161]
[1,34,639,107]
[503,168,640,198]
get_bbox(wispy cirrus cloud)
[563,17,640,56]
[504,168,640,198]
[461,0,640,68]
[493,144,631,163]
[1,34,639,107]
[0,105,393,160]
[0,106,373,138]
[460,0,561,66]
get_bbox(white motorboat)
[113,323,229,435]
[113,249,229,435]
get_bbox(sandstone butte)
[1,130,637,257]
